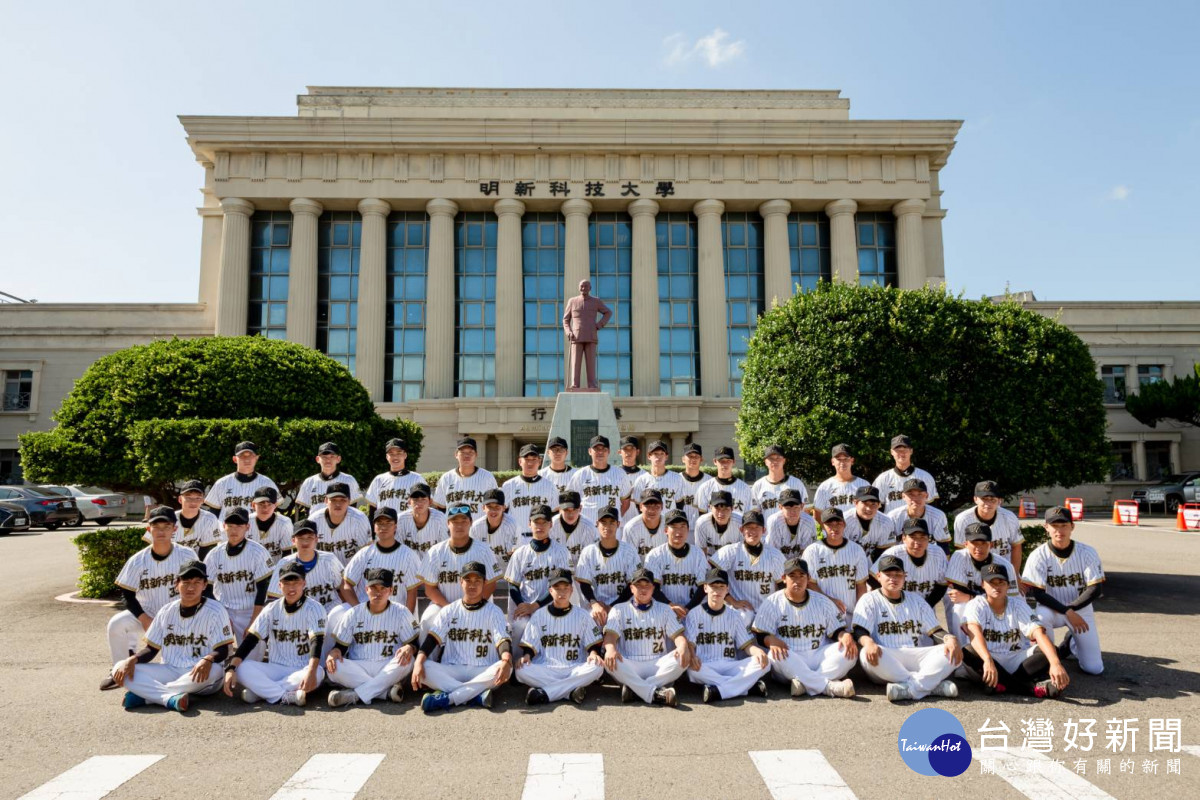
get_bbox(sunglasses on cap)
[448,504,473,517]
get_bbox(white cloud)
[1108,185,1131,201]
[662,28,746,69]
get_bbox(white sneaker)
[239,688,261,704]
[387,684,405,703]
[328,689,358,708]
[824,678,855,698]
[790,678,807,698]
[932,679,958,698]
[281,689,307,706]
[886,683,913,702]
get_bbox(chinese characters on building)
[478,181,677,199]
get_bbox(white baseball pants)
[235,661,325,704]
[107,610,147,665]
[859,645,955,699]
[605,654,687,703]
[116,662,224,706]
[323,603,351,659]
[419,603,446,641]
[516,661,603,702]
[226,607,265,662]
[419,660,505,706]
[1035,605,1103,674]
[327,657,413,704]
[769,643,854,696]
[687,657,770,699]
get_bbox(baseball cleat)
[1057,633,1077,661]
[100,676,120,692]
[824,678,855,698]
[387,684,405,703]
[620,685,634,703]
[122,691,147,709]
[790,677,807,698]
[477,688,494,709]
[239,688,261,704]
[752,679,769,698]
[1033,680,1062,699]
[165,693,189,712]
[281,689,306,706]
[652,687,677,707]
[569,686,587,705]
[421,691,451,713]
[327,689,358,708]
[702,684,721,703]
[932,679,958,698]
[886,683,913,702]
[526,687,549,706]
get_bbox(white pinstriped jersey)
[1021,541,1105,607]
[205,472,280,521]
[569,465,632,523]
[620,515,668,560]
[644,543,709,606]
[505,540,572,604]
[963,595,1044,657]
[685,603,754,662]
[800,539,871,614]
[712,543,787,610]
[418,537,499,603]
[873,466,939,512]
[843,512,898,552]
[549,514,599,569]
[428,599,509,667]
[521,605,604,668]
[268,551,345,611]
[203,539,273,611]
[752,475,809,521]
[697,477,755,516]
[364,470,424,513]
[331,601,420,661]
[605,600,683,661]
[886,505,950,544]
[945,551,1020,598]
[812,476,870,514]
[307,507,371,565]
[296,471,362,513]
[433,467,498,521]
[953,507,1023,562]
[574,541,641,606]
[872,544,948,602]
[675,472,713,525]
[249,513,293,564]
[396,508,448,555]
[763,511,817,560]
[171,509,223,551]
[115,544,199,618]
[501,474,559,531]
[472,514,525,569]
[694,511,743,557]
[853,589,943,649]
[538,465,577,494]
[342,541,423,603]
[630,469,686,511]
[617,466,643,523]
[249,596,327,668]
[145,598,234,669]
[752,589,846,651]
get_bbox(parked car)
[0,486,78,530]
[40,485,127,526]
[0,502,31,534]
[1132,471,1200,513]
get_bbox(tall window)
[590,212,633,396]
[456,212,497,397]
[788,212,831,294]
[1101,365,1127,404]
[856,212,897,287]
[523,213,564,397]
[1138,365,1164,386]
[0,449,21,485]
[385,212,429,402]
[317,211,362,373]
[248,211,290,339]
[2,370,32,411]
[656,213,699,396]
[1109,442,1135,480]
[724,212,764,397]
[1145,441,1172,480]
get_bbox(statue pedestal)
[547,392,620,468]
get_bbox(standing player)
[516,568,605,705]
[751,558,857,699]
[616,436,643,523]
[248,487,293,564]
[267,520,351,614]
[886,478,951,556]
[854,556,960,702]
[341,507,422,612]
[365,437,424,517]
[645,510,709,618]
[872,518,948,608]
[620,489,667,560]
[308,482,372,565]
[602,568,690,706]
[549,491,599,570]
[696,446,754,517]
[569,435,632,523]
[396,483,447,556]
[472,489,523,570]
[501,444,558,532]
[944,521,1020,639]
[694,490,743,557]
[1021,506,1105,675]
[575,506,642,627]
[505,505,572,642]
[165,480,222,556]
[873,435,939,513]
[812,444,870,515]
[630,440,686,516]
[684,568,770,702]
[417,503,499,637]
[295,441,362,516]
[953,480,1024,571]
[711,510,787,628]
[326,568,421,707]
[801,508,871,617]
[204,441,279,522]
[676,443,713,526]
[751,445,809,522]
[203,507,273,647]
[433,437,497,520]
[763,488,816,561]
[539,436,577,494]
[842,486,898,561]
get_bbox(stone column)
[629,198,661,396]
[1134,440,1148,482]
[425,199,459,399]
[356,199,391,400]
[494,199,526,398]
[286,198,323,348]
[670,433,688,461]
[215,198,255,336]
[893,198,927,289]
[470,434,490,470]
[562,198,594,377]
[694,199,728,397]
[1170,441,1181,475]
[495,434,515,472]
[758,200,792,306]
[825,199,858,285]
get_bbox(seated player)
[505,505,572,643]
[842,486,897,562]
[365,437,424,517]
[248,486,293,564]
[472,488,522,571]
[685,568,770,703]
[801,508,871,617]
[341,507,422,612]
[763,488,816,561]
[417,503,498,638]
[886,478,950,556]
[295,441,362,517]
[854,555,960,702]
[515,568,605,706]
[203,507,272,648]
[694,490,743,557]
[944,521,1020,639]
[645,509,709,620]
[308,481,371,565]
[111,560,233,712]
[711,509,787,628]
[326,568,421,707]
[871,518,947,608]
[602,568,690,706]
[574,506,642,627]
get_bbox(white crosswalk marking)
[268,754,385,800]
[17,755,164,800]
[981,747,1114,799]
[522,753,604,800]
[749,750,857,800]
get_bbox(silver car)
[41,485,128,526]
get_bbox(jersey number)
[381,645,394,658]
[565,649,579,661]
[651,641,664,655]
[475,645,489,658]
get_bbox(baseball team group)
[101,432,1105,714]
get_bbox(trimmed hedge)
[73,527,147,599]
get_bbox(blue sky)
[1,0,1196,303]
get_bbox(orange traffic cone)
[1113,503,1122,525]
[1179,507,1188,531]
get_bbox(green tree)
[736,283,1110,511]
[1125,363,1200,428]
[19,337,422,502]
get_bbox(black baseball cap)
[964,522,993,542]
[589,435,610,449]
[782,557,809,576]
[763,445,786,459]
[408,483,431,499]
[519,444,541,458]
[456,437,478,451]
[831,443,853,458]
[820,507,845,523]
[1045,506,1073,524]
[365,568,395,587]
[975,480,1002,498]
[902,478,928,494]
[630,567,656,584]
[714,446,735,460]
[548,436,568,450]
[779,488,803,507]
[252,486,279,503]
[278,561,306,580]
[703,567,729,585]
[374,507,399,523]
[877,555,905,573]
[558,491,581,509]
[384,438,407,452]
[596,505,620,521]
[177,559,207,580]
[460,561,488,579]
[147,506,177,524]
[890,435,913,449]
[646,439,668,454]
[641,489,663,505]
[529,504,554,522]
[742,509,765,527]
[665,509,689,526]
[549,568,573,587]
[619,436,640,450]
[317,442,340,455]
[325,482,351,499]
[684,442,703,457]
[709,490,733,507]
[234,441,258,455]
[293,519,318,536]
[482,488,506,506]
[854,486,881,503]
[980,563,1009,582]
[179,479,206,496]
[901,518,930,536]
[224,508,250,525]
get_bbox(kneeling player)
[326,568,421,707]
[685,568,770,703]
[516,568,605,705]
[854,556,960,702]
[602,568,690,706]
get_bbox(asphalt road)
[2,519,1197,799]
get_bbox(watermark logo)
[898,708,973,777]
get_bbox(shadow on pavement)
[1100,571,1200,615]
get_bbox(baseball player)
[694,490,744,557]
[341,507,422,612]
[711,509,787,628]
[158,480,222,555]
[539,436,577,493]
[751,444,809,522]
[812,444,870,515]
[645,510,709,618]
[417,503,499,637]
[696,446,754,517]
[472,488,524,570]
[616,435,643,523]
[204,441,280,521]
[248,486,294,564]
[763,488,817,561]
[102,506,198,690]
[501,444,559,532]
[111,559,233,712]
[871,518,948,608]
[886,478,951,556]
[872,434,939,513]
[1020,506,1105,675]
[267,520,351,615]
[801,508,871,617]
[842,486,898,561]
[944,521,1021,640]
[684,567,770,702]
[854,555,960,702]
[433,437,497,520]
[676,442,713,526]
[568,435,632,523]
[412,562,512,712]
[574,506,642,627]
[516,568,605,705]
[295,441,362,516]
[630,440,685,514]
[326,567,421,707]
[505,505,572,642]
[202,507,272,646]
[307,481,371,565]
[953,480,1024,571]
[549,490,599,570]
[620,488,667,559]
[222,561,326,706]
[365,437,424,516]
[960,563,1069,698]
[396,483,448,555]
[751,557,857,698]
[602,568,690,706]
